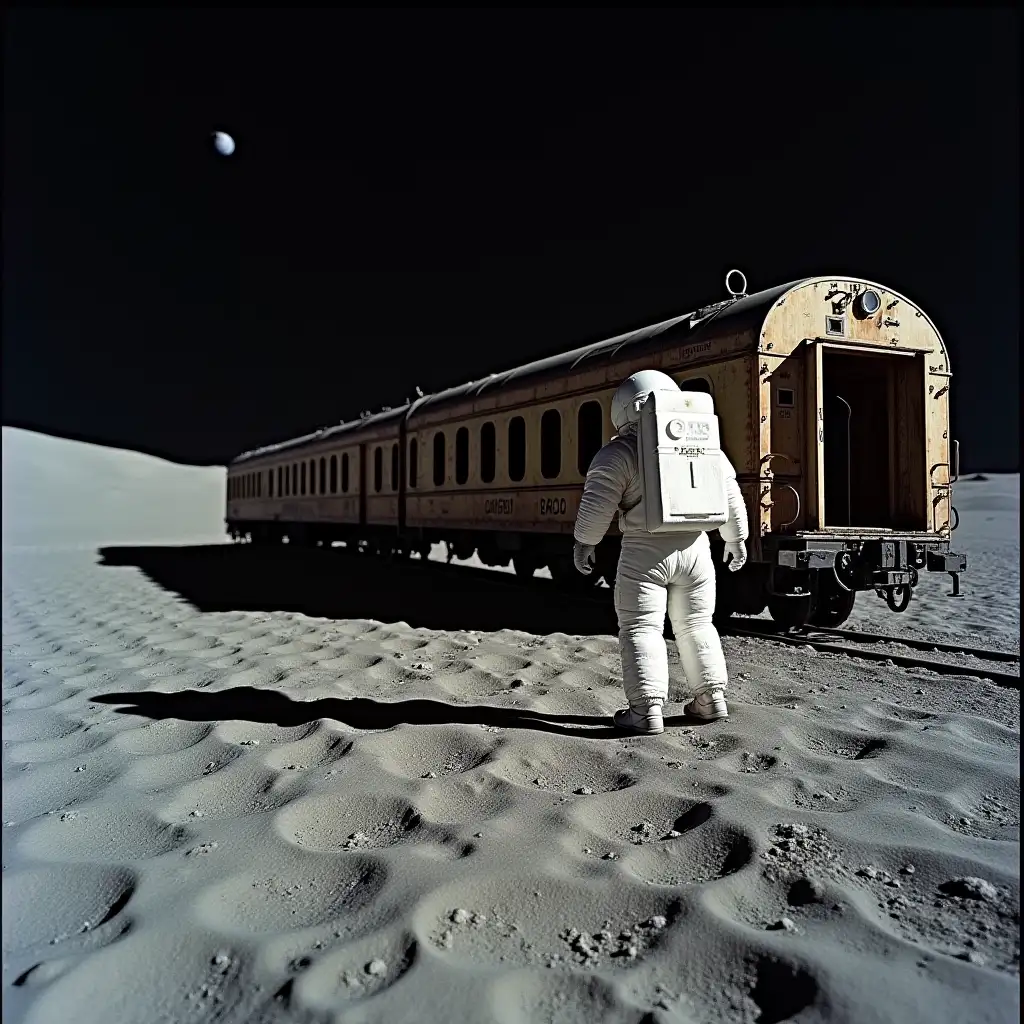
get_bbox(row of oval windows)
[229,379,712,500]
[230,403,600,500]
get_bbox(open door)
[807,343,927,531]
[804,341,825,529]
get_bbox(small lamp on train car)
[853,289,882,319]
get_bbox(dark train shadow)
[97,543,618,638]
[89,686,700,739]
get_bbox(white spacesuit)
[572,370,749,734]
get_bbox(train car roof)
[231,405,409,464]
[230,278,808,466]
[406,278,806,417]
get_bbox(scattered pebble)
[955,951,986,966]
[768,918,797,931]
[939,877,998,901]
[575,787,595,795]
[365,959,387,976]
[450,908,470,924]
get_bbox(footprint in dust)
[853,738,888,761]
[624,815,755,887]
[284,930,419,1013]
[747,954,820,1024]
[274,791,456,854]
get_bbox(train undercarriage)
[226,519,967,631]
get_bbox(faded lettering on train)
[539,496,568,516]
[484,497,515,516]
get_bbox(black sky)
[3,8,1019,470]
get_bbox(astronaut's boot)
[683,688,728,721]
[612,701,664,735]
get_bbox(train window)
[374,446,383,493]
[292,464,298,496]
[257,472,262,498]
[777,389,795,408]
[329,455,338,493]
[319,457,326,495]
[480,422,496,483]
[455,427,469,485]
[508,416,526,482]
[244,475,249,499]
[277,466,283,496]
[341,453,350,493]
[408,438,418,488]
[577,401,603,476]
[678,377,712,394]
[826,316,845,337]
[540,409,561,479]
[300,462,307,496]
[433,431,445,487]
[309,459,317,494]
[391,443,399,491]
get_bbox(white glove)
[723,540,747,572]
[573,541,596,575]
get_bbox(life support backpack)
[634,389,729,533]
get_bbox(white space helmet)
[610,369,680,433]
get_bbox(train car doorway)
[819,347,926,530]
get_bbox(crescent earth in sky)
[212,131,235,156]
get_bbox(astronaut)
[572,370,749,734]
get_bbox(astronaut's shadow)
[90,686,704,740]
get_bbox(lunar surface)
[2,426,1019,1024]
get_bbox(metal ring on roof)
[725,269,747,298]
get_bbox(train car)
[226,272,968,629]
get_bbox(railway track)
[722,620,1020,688]
[729,619,1020,663]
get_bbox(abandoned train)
[225,273,968,630]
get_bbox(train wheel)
[712,600,734,628]
[808,581,857,628]
[513,556,539,579]
[549,556,598,589]
[767,594,813,630]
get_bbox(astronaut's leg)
[613,547,670,711]
[666,538,729,717]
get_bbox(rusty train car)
[226,273,968,629]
